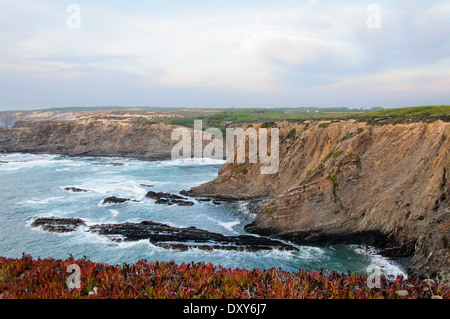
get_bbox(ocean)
[0,153,406,277]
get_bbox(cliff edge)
[1,115,448,281]
[185,119,450,282]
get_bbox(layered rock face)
[31,217,297,252]
[186,120,450,282]
[1,117,449,281]
[0,119,181,160]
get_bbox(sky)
[0,0,449,110]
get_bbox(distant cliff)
[0,119,181,160]
[185,119,450,282]
[0,110,104,128]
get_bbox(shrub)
[356,154,362,169]
[286,128,296,138]
[261,122,277,129]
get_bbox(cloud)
[0,0,449,109]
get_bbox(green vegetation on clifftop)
[170,106,450,129]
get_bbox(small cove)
[0,153,407,277]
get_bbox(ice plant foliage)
[0,255,448,299]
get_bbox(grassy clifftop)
[170,105,450,131]
[360,105,450,117]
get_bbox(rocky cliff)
[185,119,450,282]
[1,116,449,281]
[0,119,182,160]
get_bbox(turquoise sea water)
[0,153,406,277]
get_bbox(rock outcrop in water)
[102,196,138,204]
[31,217,297,252]
[145,191,194,206]
[184,119,450,282]
[31,217,86,233]
[64,187,90,193]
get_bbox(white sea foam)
[0,153,74,171]
[73,228,161,255]
[206,217,240,232]
[83,179,147,201]
[218,221,240,232]
[170,246,298,271]
[295,246,326,260]
[236,201,257,218]
[70,227,120,247]
[352,245,407,278]
[19,197,65,205]
[121,184,148,200]
[109,209,120,217]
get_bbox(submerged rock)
[31,217,86,233]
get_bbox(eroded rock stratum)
[185,120,450,282]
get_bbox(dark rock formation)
[171,199,194,206]
[64,187,89,193]
[146,191,194,206]
[89,220,297,251]
[31,217,297,252]
[31,217,86,233]
[102,196,139,204]
[146,191,186,200]
[0,119,185,160]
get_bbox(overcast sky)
[0,0,449,110]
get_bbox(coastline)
[182,119,450,283]
[0,151,409,279]
[1,114,449,282]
